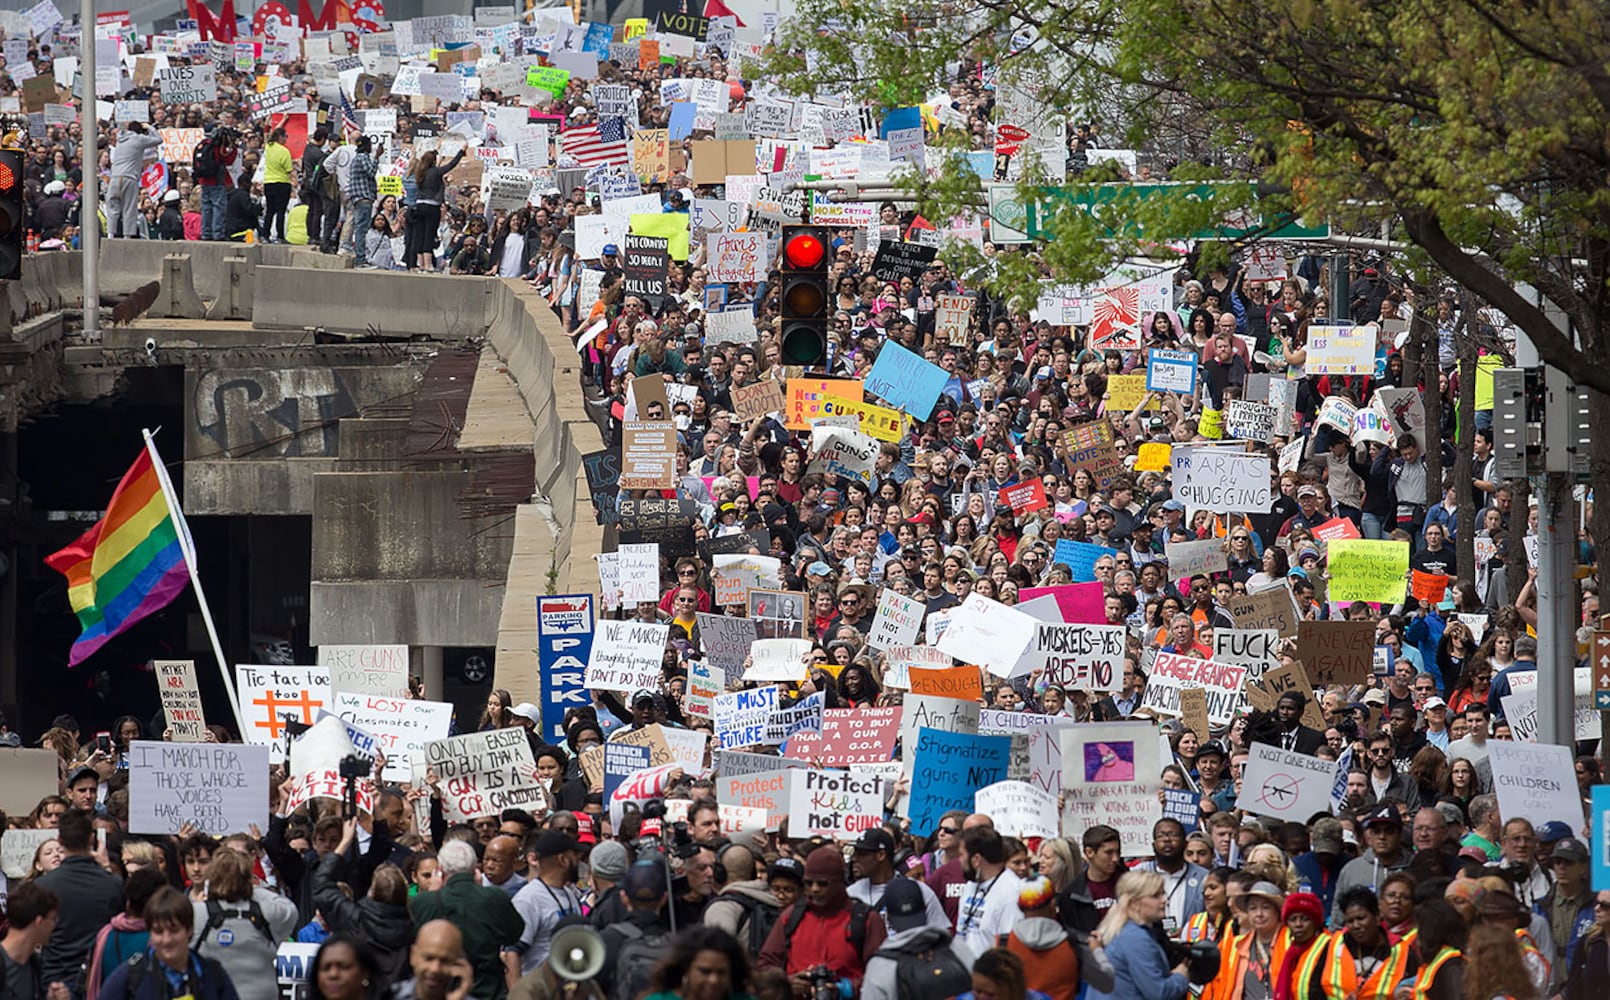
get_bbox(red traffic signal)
[779,225,830,367]
[783,229,826,269]
[0,148,22,280]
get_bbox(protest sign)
[719,760,803,829]
[155,659,207,741]
[128,741,270,836]
[1163,788,1200,833]
[732,379,785,421]
[1107,375,1151,412]
[1375,387,1426,442]
[159,127,204,164]
[1326,539,1409,604]
[766,692,824,745]
[1062,420,1127,489]
[0,749,59,817]
[684,659,721,719]
[1172,447,1272,513]
[1490,740,1580,834]
[806,424,879,484]
[1297,621,1375,685]
[936,593,1038,679]
[1227,583,1302,638]
[536,595,594,743]
[586,620,670,693]
[1179,687,1211,744]
[1312,517,1362,542]
[713,685,775,749]
[0,829,55,879]
[1306,324,1375,375]
[1225,400,1278,443]
[623,233,670,297]
[602,742,652,809]
[1141,652,1249,727]
[899,695,981,754]
[1134,442,1172,472]
[1503,667,1597,740]
[787,769,885,839]
[1245,663,1328,730]
[867,588,925,651]
[749,589,805,639]
[796,708,901,766]
[332,694,453,781]
[1060,721,1161,855]
[617,543,661,605]
[974,780,1059,839]
[743,638,811,682]
[616,723,707,772]
[1234,742,1339,822]
[906,728,1011,833]
[697,613,757,683]
[1213,629,1278,679]
[236,665,331,747]
[707,231,767,282]
[318,644,409,698]
[936,294,973,345]
[910,666,985,702]
[424,728,545,821]
[1029,623,1125,692]
[1411,570,1450,605]
[1166,538,1228,581]
[1351,402,1396,446]
[711,553,780,607]
[1052,540,1111,582]
[1147,349,1199,394]
[784,377,865,429]
[619,421,677,489]
[883,643,952,690]
[863,341,948,418]
[280,715,378,815]
[869,241,939,283]
[159,64,216,102]
[815,394,904,442]
[999,479,1049,515]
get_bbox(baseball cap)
[1362,689,1388,706]
[1297,484,1321,499]
[66,765,99,786]
[1309,818,1344,856]
[631,689,658,707]
[1537,820,1574,844]
[534,830,579,859]
[601,243,619,256]
[163,189,181,203]
[852,829,895,855]
[1550,837,1589,863]
[508,702,541,723]
[1422,696,1447,711]
[768,857,805,883]
[622,859,668,901]
[1362,804,1403,829]
[882,877,927,932]
[1195,740,1227,761]
[1160,499,1185,513]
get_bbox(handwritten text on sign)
[1141,652,1249,727]
[425,728,545,821]
[319,644,409,697]
[155,659,207,741]
[1030,623,1125,692]
[1172,448,1272,513]
[127,741,270,836]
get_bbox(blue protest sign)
[1147,348,1199,396]
[1052,540,1113,582]
[582,22,614,55]
[907,728,1011,834]
[668,102,697,140]
[865,341,950,419]
[1594,785,1610,891]
[537,595,595,743]
[1162,788,1199,833]
[879,106,920,138]
[603,742,652,804]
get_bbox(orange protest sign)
[638,40,661,69]
[785,377,865,429]
[1410,570,1449,605]
[909,666,984,702]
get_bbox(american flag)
[561,119,629,168]
[339,93,362,137]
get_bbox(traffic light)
[779,225,830,366]
[0,149,21,280]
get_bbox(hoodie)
[861,924,975,1000]
[1003,917,1082,1000]
[702,878,781,945]
[1329,848,1414,926]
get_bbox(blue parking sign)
[1593,785,1610,891]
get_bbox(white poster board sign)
[332,693,454,781]
[975,779,1059,839]
[586,620,670,693]
[1489,740,1581,835]
[127,740,270,835]
[1233,742,1340,822]
[1059,721,1161,856]
[424,728,546,821]
[318,644,410,698]
[155,659,207,741]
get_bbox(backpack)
[316,159,340,200]
[782,898,873,960]
[201,896,275,945]
[611,922,674,1000]
[723,891,782,954]
[888,938,972,1000]
[192,137,219,180]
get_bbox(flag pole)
[142,428,248,738]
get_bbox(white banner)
[1233,742,1339,822]
[127,740,270,836]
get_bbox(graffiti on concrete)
[194,368,358,457]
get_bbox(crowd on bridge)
[2,4,1609,1000]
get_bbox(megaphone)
[549,924,606,982]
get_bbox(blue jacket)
[1404,612,1448,692]
[1087,921,1190,1000]
[100,950,242,1000]
[1292,850,1348,914]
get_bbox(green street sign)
[987,182,1330,243]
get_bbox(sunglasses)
[938,826,959,835]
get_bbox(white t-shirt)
[957,868,1024,957]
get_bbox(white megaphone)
[549,924,606,983]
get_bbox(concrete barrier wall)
[253,265,497,338]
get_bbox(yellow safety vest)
[1297,932,1411,1000]
[1412,947,1461,1000]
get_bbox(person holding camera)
[1084,871,1192,1000]
[757,845,886,999]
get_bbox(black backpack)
[724,891,782,953]
[782,898,873,958]
[612,921,674,1000]
[192,137,220,180]
[888,938,972,1000]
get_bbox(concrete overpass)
[0,240,602,731]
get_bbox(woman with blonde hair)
[1244,844,1300,894]
[1087,871,1191,1000]
[1034,837,1079,894]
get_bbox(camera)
[807,966,839,1000]
[338,755,372,780]
[1154,926,1221,985]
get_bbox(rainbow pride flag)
[46,440,192,666]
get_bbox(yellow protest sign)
[624,18,648,39]
[1326,539,1410,604]
[1106,374,1151,411]
[1199,407,1224,440]
[1134,442,1171,472]
[630,212,690,261]
[819,393,903,442]
[1474,354,1503,411]
[377,175,403,197]
[632,128,670,184]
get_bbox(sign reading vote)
[128,741,270,836]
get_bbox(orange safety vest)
[1200,927,1292,1000]
[1183,911,1225,944]
[1411,947,1461,1000]
[1297,932,1412,1000]
[1516,928,1550,986]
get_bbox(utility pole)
[80,0,98,340]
